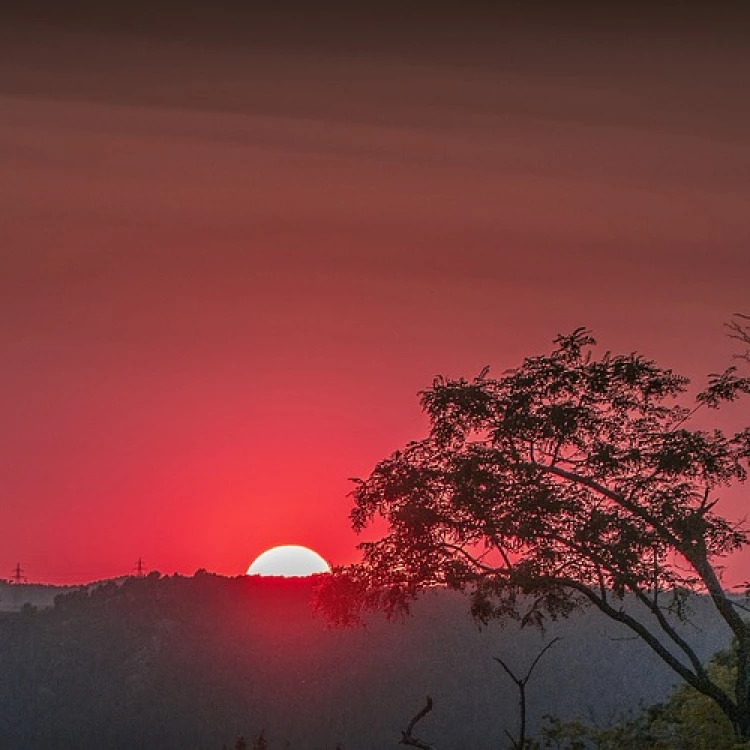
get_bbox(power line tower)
[133,557,147,577]
[10,563,27,583]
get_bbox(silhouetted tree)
[319,329,750,739]
[495,638,560,750]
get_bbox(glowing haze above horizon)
[1,4,749,585]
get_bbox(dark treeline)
[0,573,732,749]
[0,573,338,749]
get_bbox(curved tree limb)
[544,531,710,680]
[554,576,738,723]
[400,696,435,749]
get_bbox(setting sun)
[246,545,330,577]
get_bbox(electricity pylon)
[133,557,146,577]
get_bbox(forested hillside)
[0,573,733,749]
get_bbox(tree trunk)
[735,635,750,742]
[733,704,750,743]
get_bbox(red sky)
[1,5,749,583]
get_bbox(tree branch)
[687,548,747,639]
[536,461,746,640]
[494,638,561,750]
[400,697,435,749]
[434,542,507,575]
[525,637,561,683]
[545,532,709,680]
[534,462,682,548]
[631,587,708,680]
[554,576,737,721]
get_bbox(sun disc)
[246,545,330,577]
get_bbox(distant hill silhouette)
[0,580,83,612]
[0,572,733,749]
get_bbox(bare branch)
[400,697,435,749]
[727,313,750,362]
[495,639,561,750]
[493,655,521,685]
[525,637,561,683]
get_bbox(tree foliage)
[536,646,745,749]
[319,328,750,736]
[728,314,750,365]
